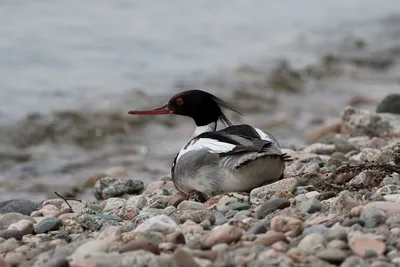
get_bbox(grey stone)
[76,214,105,231]
[256,198,290,219]
[93,176,144,200]
[0,212,35,230]
[0,229,23,240]
[303,225,329,235]
[376,93,400,114]
[35,218,63,234]
[316,248,349,264]
[330,190,362,214]
[341,106,400,138]
[0,199,38,215]
[214,211,228,225]
[250,178,298,204]
[298,198,322,214]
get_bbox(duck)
[128,89,290,200]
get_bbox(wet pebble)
[35,217,62,234]
[256,198,290,219]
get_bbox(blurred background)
[1,0,400,202]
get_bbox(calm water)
[0,1,400,201]
[1,0,400,118]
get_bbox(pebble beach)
[0,103,400,267]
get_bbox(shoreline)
[1,104,400,267]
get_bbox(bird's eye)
[176,98,184,105]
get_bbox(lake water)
[0,0,400,201]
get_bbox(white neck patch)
[192,122,217,138]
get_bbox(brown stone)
[146,180,176,192]
[0,259,10,267]
[180,210,215,224]
[167,194,186,207]
[204,194,224,208]
[254,231,287,246]
[363,202,400,216]
[42,257,70,267]
[166,231,186,244]
[119,239,160,255]
[349,237,386,257]
[173,248,201,267]
[200,225,243,249]
[270,216,303,237]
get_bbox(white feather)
[254,127,272,142]
[176,138,236,162]
[192,122,216,138]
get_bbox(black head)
[128,90,242,126]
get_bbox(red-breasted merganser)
[129,90,290,200]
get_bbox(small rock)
[330,190,361,214]
[376,93,400,114]
[327,240,348,250]
[342,218,365,227]
[173,248,201,267]
[119,239,160,255]
[200,225,242,249]
[135,215,177,234]
[213,211,228,225]
[146,180,176,193]
[177,201,206,211]
[247,222,268,235]
[349,237,386,257]
[0,259,10,267]
[0,213,35,230]
[303,225,329,235]
[341,106,400,137]
[0,199,38,215]
[0,229,22,240]
[93,177,144,200]
[364,201,400,216]
[253,231,287,246]
[216,195,238,213]
[316,248,348,264]
[256,198,290,219]
[35,217,63,234]
[297,233,326,252]
[360,207,386,228]
[250,178,298,204]
[270,215,303,237]
[180,210,215,224]
[166,231,186,244]
[7,219,34,235]
[42,257,70,267]
[102,198,126,212]
[298,198,322,214]
[304,143,336,155]
[76,214,105,231]
[38,204,60,217]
